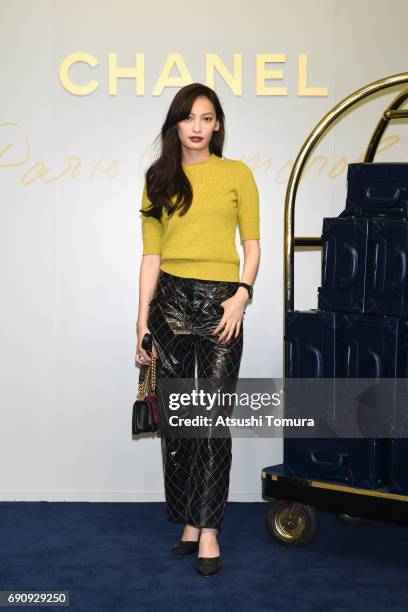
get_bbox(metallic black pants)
[148,270,244,530]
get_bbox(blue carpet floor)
[0,500,407,611]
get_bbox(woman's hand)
[135,325,160,366]
[211,288,249,343]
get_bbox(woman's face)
[177,96,220,153]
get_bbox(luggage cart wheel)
[265,499,319,547]
[336,513,370,526]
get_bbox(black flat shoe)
[196,556,222,576]
[171,540,199,556]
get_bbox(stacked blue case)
[284,163,408,491]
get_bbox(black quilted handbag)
[132,333,160,435]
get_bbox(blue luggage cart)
[261,73,408,546]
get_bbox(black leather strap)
[237,282,253,299]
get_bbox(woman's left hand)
[211,289,249,343]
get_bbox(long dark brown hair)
[140,83,225,221]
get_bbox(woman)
[135,83,261,576]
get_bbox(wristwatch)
[237,282,253,300]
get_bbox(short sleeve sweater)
[140,153,260,282]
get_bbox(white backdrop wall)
[1,0,407,501]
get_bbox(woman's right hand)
[135,326,160,366]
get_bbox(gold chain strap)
[137,355,157,400]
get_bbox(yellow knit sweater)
[140,153,260,282]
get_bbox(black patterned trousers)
[147,270,244,530]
